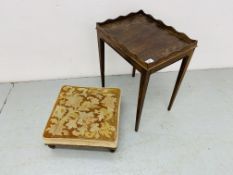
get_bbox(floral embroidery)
[65,95,83,109]
[44,86,120,141]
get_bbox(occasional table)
[96,10,197,131]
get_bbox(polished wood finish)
[96,10,198,131]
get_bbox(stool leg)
[110,148,116,153]
[48,145,56,149]
[97,36,105,87]
[132,67,136,77]
[168,50,194,111]
[135,71,150,132]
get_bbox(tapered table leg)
[132,67,136,77]
[135,71,150,131]
[97,36,105,87]
[168,50,194,111]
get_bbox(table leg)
[132,67,136,77]
[168,50,194,111]
[135,71,150,131]
[97,36,105,87]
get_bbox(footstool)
[43,85,121,152]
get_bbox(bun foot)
[110,149,116,153]
[48,145,56,149]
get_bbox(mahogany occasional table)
[96,10,198,132]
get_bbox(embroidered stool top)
[43,85,121,149]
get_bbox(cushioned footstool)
[43,85,121,152]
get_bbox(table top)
[43,85,121,148]
[96,10,197,70]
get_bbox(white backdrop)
[0,0,233,82]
